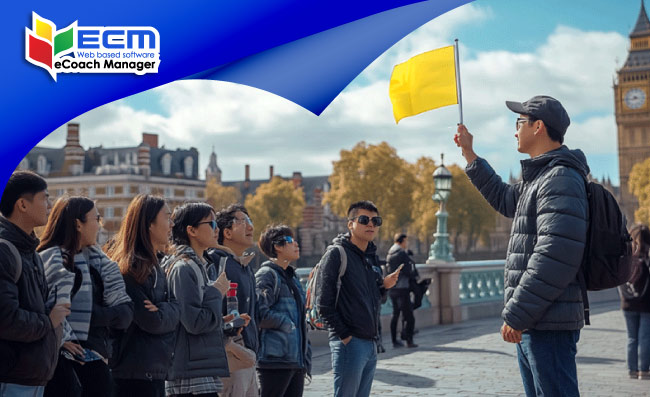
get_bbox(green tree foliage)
[324,142,415,242]
[409,157,439,250]
[629,158,650,225]
[244,176,305,241]
[446,164,496,253]
[205,179,242,212]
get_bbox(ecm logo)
[25,12,161,81]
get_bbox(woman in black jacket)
[106,194,181,396]
[255,225,311,397]
[619,224,650,380]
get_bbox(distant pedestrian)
[386,233,418,348]
[618,224,650,380]
[0,171,63,397]
[455,95,589,396]
[255,225,311,397]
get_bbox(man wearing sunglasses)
[205,204,259,397]
[317,200,401,397]
[454,96,589,396]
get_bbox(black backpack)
[578,180,634,325]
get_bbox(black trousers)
[113,378,165,397]
[71,360,113,397]
[257,368,305,397]
[390,288,415,342]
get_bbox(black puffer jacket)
[0,216,58,386]
[316,233,384,341]
[466,145,589,331]
[111,264,181,380]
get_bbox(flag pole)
[454,38,463,125]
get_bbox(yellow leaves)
[629,158,650,225]
[244,176,306,242]
[205,179,242,212]
[326,142,497,251]
[324,142,415,241]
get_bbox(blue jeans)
[329,337,377,397]
[623,310,650,372]
[516,329,580,397]
[0,384,44,397]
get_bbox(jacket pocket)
[187,333,217,362]
[262,329,288,358]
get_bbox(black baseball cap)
[505,95,570,136]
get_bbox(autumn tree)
[324,141,415,242]
[205,179,242,212]
[244,176,305,241]
[409,157,439,250]
[446,164,496,253]
[629,158,650,225]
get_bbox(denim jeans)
[623,310,650,372]
[329,337,377,397]
[516,329,580,397]
[0,383,45,397]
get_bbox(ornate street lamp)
[429,154,455,262]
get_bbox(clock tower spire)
[614,0,650,223]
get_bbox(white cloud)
[36,3,628,185]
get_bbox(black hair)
[258,224,294,258]
[394,233,407,243]
[347,200,379,219]
[171,201,215,246]
[527,116,564,144]
[0,171,48,217]
[215,203,249,245]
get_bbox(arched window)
[161,153,172,175]
[37,155,48,175]
[184,156,194,178]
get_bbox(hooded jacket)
[255,261,311,373]
[164,245,229,380]
[0,216,58,386]
[465,145,589,331]
[205,245,259,353]
[316,233,384,341]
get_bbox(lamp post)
[428,154,454,262]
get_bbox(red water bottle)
[226,282,239,317]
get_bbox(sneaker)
[406,341,418,348]
[640,371,650,380]
[392,340,404,348]
[629,371,639,379]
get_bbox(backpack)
[578,180,634,325]
[305,245,347,331]
[0,238,22,283]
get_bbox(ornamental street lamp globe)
[429,153,455,262]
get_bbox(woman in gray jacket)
[163,202,232,397]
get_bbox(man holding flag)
[454,96,589,396]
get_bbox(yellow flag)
[389,46,458,123]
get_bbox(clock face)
[624,88,647,110]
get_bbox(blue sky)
[40,0,647,186]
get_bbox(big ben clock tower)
[614,1,650,223]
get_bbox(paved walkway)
[304,301,649,396]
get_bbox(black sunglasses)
[349,215,382,227]
[197,220,218,230]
